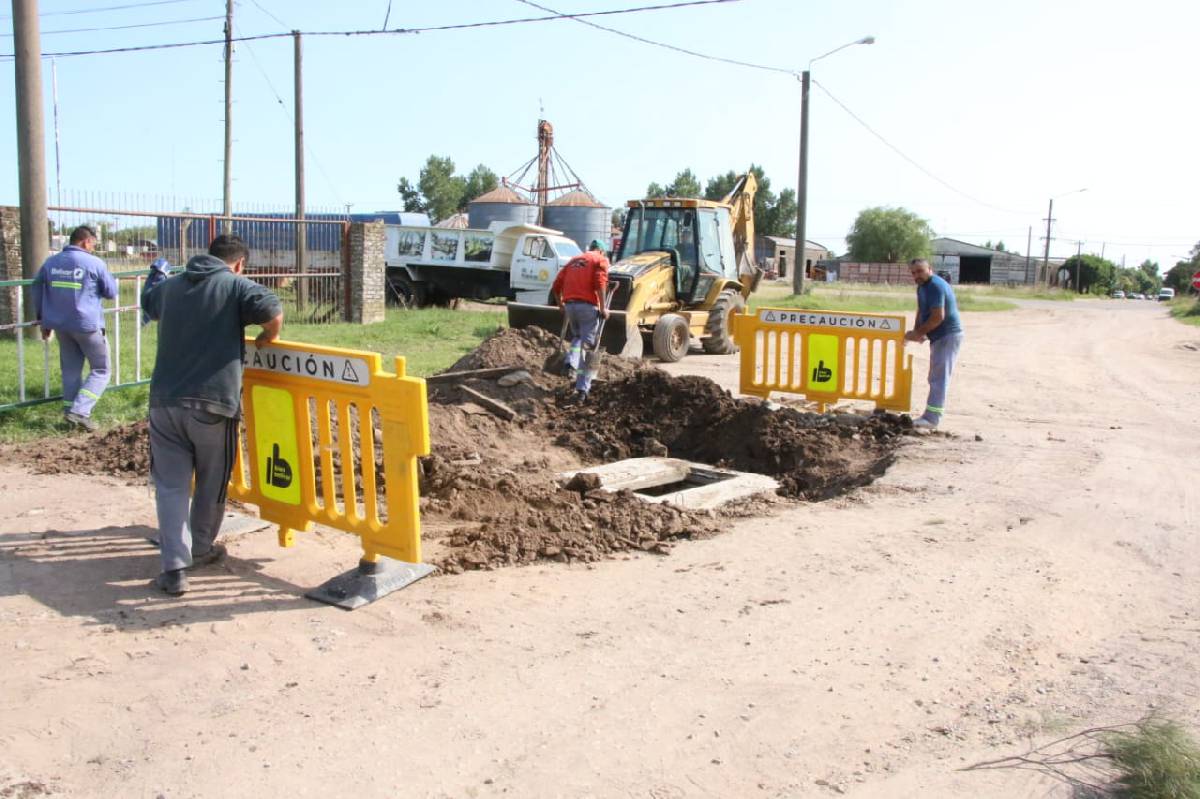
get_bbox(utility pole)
[293,30,307,309]
[1024,225,1032,284]
[222,0,234,233]
[12,0,50,287]
[51,59,62,209]
[1041,197,1054,286]
[793,69,810,295]
[1075,240,1083,293]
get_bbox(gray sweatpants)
[149,406,238,571]
[58,329,110,418]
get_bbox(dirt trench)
[6,327,915,573]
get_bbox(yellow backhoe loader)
[506,172,761,361]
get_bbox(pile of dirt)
[420,452,729,573]
[547,370,910,500]
[4,327,916,573]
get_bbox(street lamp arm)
[808,36,875,68]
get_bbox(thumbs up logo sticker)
[251,385,302,505]
[806,334,839,392]
[266,442,293,488]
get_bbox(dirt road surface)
[3,300,1198,797]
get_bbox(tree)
[1138,259,1160,279]
[845,207,934,263]
[462,164,498,208]
[397,178,425,214]
[645,169,702,199]
[704,164,795,237]
[1062,253,1116,294]
[417,156,466,223]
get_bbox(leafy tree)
[396,177,425,214]
[1164,244,1199,292]
[982,240,1007,252]
[1062,253,1116,294]
[417,156,466,223]
[704,165,795,237]
[645,169,702,199]
[462,164,499,208]
[1138,259,1159,279]
[845,207,934,263]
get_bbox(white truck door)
[510,235,557,303]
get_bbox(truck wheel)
[702,289,745,354]
[652,314,690,362]
[387,273,426,309]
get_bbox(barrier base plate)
[306,558,435,610]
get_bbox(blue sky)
[3,0,1198,266]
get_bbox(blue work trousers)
[924,332,964,423]
[564,301,601,394]
[58,329,110,418]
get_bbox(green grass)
[1103,718,1200,798]
[0,306,507,444]
[1168,296,1200,326]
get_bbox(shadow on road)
[0,524,313,627]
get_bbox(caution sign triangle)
[341,360,361,383]
[763,310,777,322]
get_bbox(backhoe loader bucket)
[506,302,644,360]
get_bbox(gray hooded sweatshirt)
[142,254,281,417]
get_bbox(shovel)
[583,283,620,375]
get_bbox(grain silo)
[543,190,611,253]
[467,185,538,230]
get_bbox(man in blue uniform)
[904,258,964,429]
[31,225,118,432]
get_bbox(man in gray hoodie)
[142,234,283,596]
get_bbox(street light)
[1040,187,1087,285]
[794,36,875,295]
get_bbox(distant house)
[753,235,830,278]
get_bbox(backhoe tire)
[387,273,427,309]
[702,288,744,354]
[652,314,690,362]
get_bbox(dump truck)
[506,173,760,361]
[383,222,583,307]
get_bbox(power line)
[0,15,222,38]
[247,0,287,31]
[0,0,742,59]
[513,0,792,75]
[0,0,202,19]
[811,78,1038,217]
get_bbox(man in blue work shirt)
[31,225,118,432]
[904,258,964,430]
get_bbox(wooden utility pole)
[1024,225,1032,284]
[11,0,50,284]
[793,69,810,295]
[293,30,307,309]
[1041,198,1054,285]
[222,0,233,233]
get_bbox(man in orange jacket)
[550,239,610,402]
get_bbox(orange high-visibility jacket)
[551,250,609,306]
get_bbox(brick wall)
[348,220,385,324]
[0,206,23,327]
[836,262,910,284]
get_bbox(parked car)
[1111,290,1125,299]
[1130,293,1145,300]
[1158,288,1176,301]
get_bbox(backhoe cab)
[506,172,760,362]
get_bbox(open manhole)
[561,457,779,510]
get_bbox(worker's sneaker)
[574,390,588,405]
[564,366,578,382]
[155,569,188,596]
[912,417,938,430]
[65,412,98,432]
[188,543,227,570]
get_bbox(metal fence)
[0,269,150,412]
[2,197,354,412]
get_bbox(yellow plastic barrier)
[228,338,430,607]
[731,307,913,412]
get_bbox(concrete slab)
[560,457,779,511]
